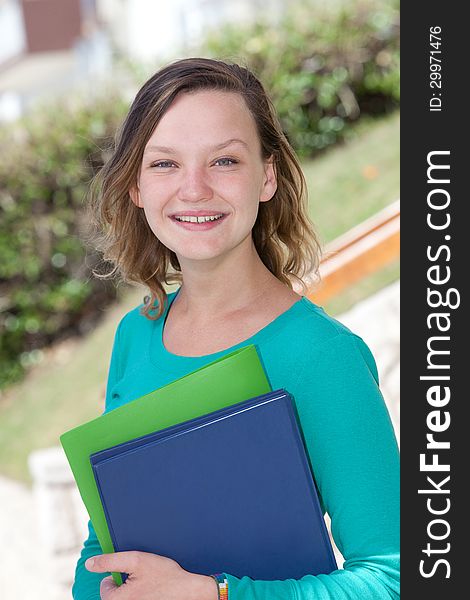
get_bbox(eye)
[151,160,176,169]
[214,157,238,167]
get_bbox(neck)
[174,237,281,318]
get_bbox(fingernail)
[86,558,95,569]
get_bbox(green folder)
[60,344,271,584]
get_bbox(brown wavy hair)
[89,57,321,319]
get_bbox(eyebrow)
[144,138,249,154]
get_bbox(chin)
[161,232,251,264]
[170,242,237,263]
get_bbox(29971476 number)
[429,26,442,112]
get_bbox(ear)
[129,185,143,208]
[259,156,277,203]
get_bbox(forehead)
[146,90,260,150]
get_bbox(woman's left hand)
[85,551,218,600]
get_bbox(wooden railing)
[306,200,400,304]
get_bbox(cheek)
[145,217,174,251]
[138,183,168,225]
[214,174,263,208]
[138,201,174,249]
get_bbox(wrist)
[189,574,219,600]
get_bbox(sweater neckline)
[148,287,308,373]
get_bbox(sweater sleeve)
[71,321,123,600]
[223,333,400,600]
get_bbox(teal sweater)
[72,290,400,599]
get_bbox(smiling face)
[129,90,277,267]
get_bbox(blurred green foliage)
[201,0,399,157]
[0,93,129,388]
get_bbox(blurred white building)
[98,0,284,64]
[0,0,26,66]
[0,0,111,121]
[0,0,285,122]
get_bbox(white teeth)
[174,214,224,223]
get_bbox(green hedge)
[200,0,399,157]
[0,93,128,388]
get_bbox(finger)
[85,551,140,575]
[100,575,118,598]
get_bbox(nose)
[177,166,214,203]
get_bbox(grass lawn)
[303,112,400,244]
[0,112,399,483]
[303,111,400,314]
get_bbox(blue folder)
[90,389,338,581]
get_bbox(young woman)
[74,57,400,600]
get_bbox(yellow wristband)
[210,573,228,600]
